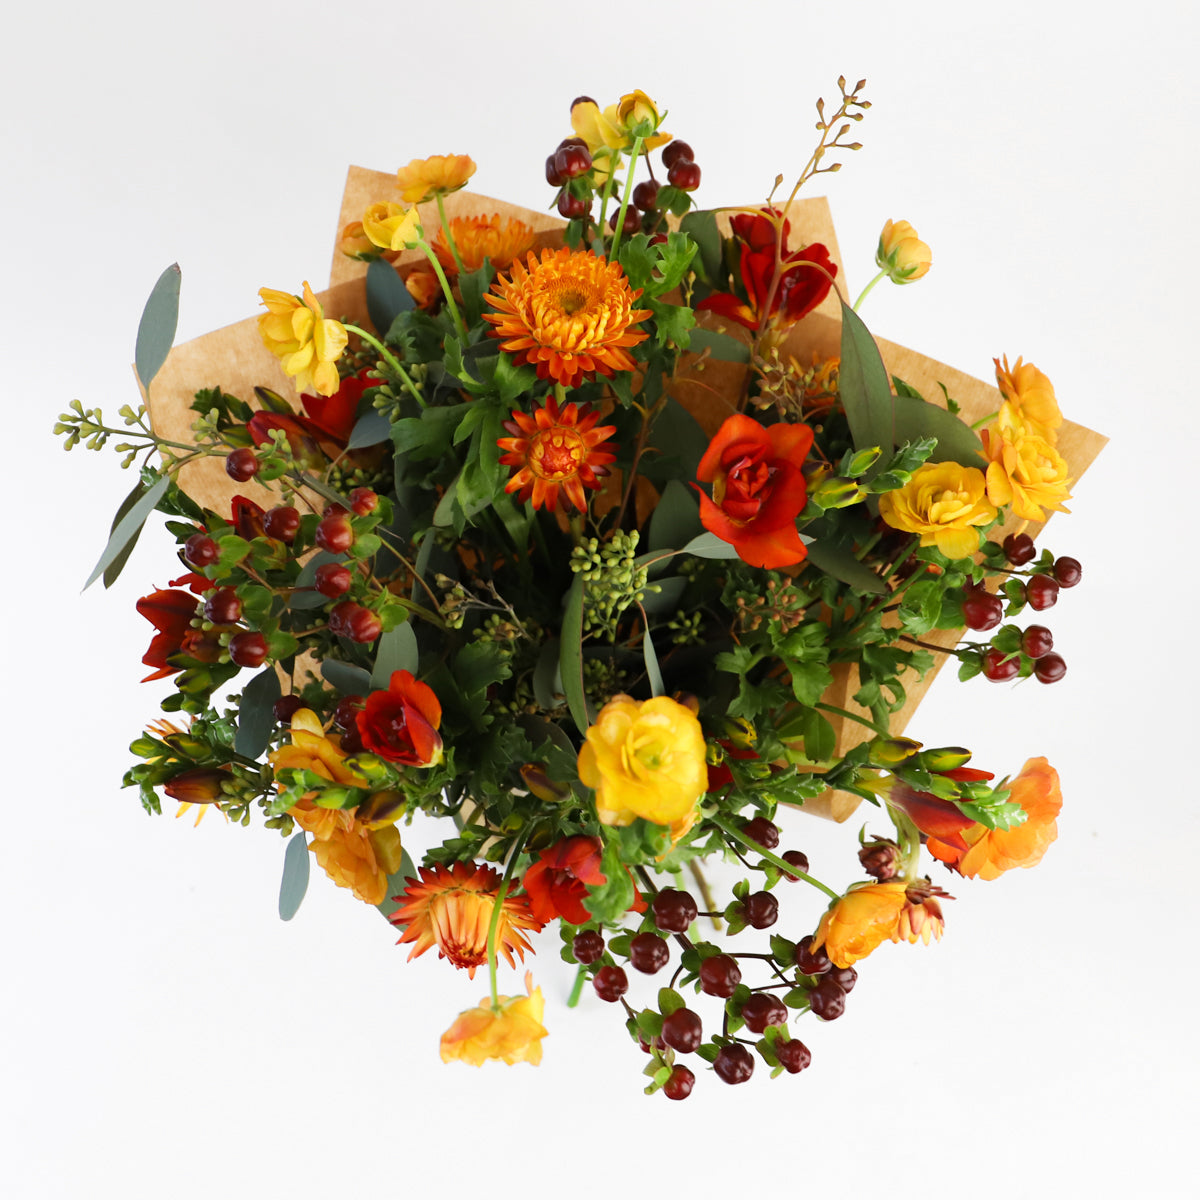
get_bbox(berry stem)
[899,634,964,657]
[709,815,840,900]
[815,702,892,738]
[688,858,723,931]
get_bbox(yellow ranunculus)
[812,881,908,968]
[876,219,932,284]
[307,815,389,905]
[394,154,476,205]
[268,708,367,788]
[257,282,348,398]
[994,355,1062,443]
[877,461,997,559]
[440,973,548,1067]
[615,90,670,146]
[577,695,707,828]
[982,403,1073,521]
[361,201,422,252]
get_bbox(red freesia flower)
[136,589,200,681]
[522,835,647,924]
[697,209,836,332]
[887,767,995,864]
[695,414,814,568]
[356,669,444,767]
[231,495,267,540]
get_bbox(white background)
[4,1,1197,1196]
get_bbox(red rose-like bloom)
[356,669,443,767]
[136,589,199,681]
[696,414,814,568]
[522,836,606,924]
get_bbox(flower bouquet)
[64,80,1105,1094]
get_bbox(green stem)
[596,154,620,239]
[434,193,466,275]
[688,858,722,931]
[567,964,587,1009]
[343,324,424,408]
[815,702,892,739]
[486,825,533,1008]
[970,408,1000,431]
[608,135,644,261]
[412,239,468,344]
[852,268,887,312]
[709,814,840,901]
[888,807,923,879]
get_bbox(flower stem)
[434,193,466,275]
[709,814,840,901]
[688,859,723,931]
[852,269,887,312]
[412,239,468,344]
[815,702,892,738]
[486,825,532,1008]
[342,324,424,408]
[609,136,644,261]
[567,964,587,1009]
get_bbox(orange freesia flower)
[289,799,403,907]
[497,396,617,513]
[257,282,348,398]
[929,758,1063,880]
[982,403,1073,522]
[994,355,1063,443]
[394,154,476,204]
[433,214,536,274]
[811,881,908,968]
[877,461,997,560]
[391,861,542,978]
[440,972,548,1067]
[696,414,814,569]
[483,247,651,389]
[268,708,368,788]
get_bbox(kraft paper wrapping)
[144,173,1107,824]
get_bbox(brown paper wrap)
[144,171,1107,823]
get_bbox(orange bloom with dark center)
[497,396,617,512]
[483,248,651,388]
[391,861,542,977]
[434,215,536,274]
[696,414,814,568]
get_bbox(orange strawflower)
[394,154,476,204]
[433,214,536,274]
[497,396,617,512]
[440,972,548,1067]
[892,882,952,945]
[391,861,542,978]
[811,881,908,968]
[483,247,651,389]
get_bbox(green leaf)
[559,576,594,735]
[84,473,170,590]
[643,629,664,697]
[647,298,694,349]
[347,410,391,449]
[658,987,686,1016]
[583,834,637,923]
[278,831,310,921]
[891,394,986,468]
[680,531,742,559]
[101,479,152,589]
[366,257,414,335]
[686,327,750,363]
[321,660,373,696]
[492,353,538,405]
[643,395,710,483]
[457,262,494,327]
[135,264,181,392]
[647,478,702,552]
[532,640,564,710]
[839,300,895,459]
[371,622,418,688]
[678,210,721,284]
[375,845,418,924]
[392,403,469,460]
[803,539,888,594]
[235,666,281,758]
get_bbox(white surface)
[4,2,1197,1197]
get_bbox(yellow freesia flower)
[440,972,548,1067]
[811,881,908,968]
[876,219,932,284]
[268,708,367,788]
[394,154,476,204]
[257,282,348,398]
[982,403,1073,521]
[994,355,1062,443]
[877,461,997,559]
[361,202,422,252]
[577,694,707,828]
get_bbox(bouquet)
[61,79,1105,1096]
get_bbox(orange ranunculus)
[982,403,1073,522]
[269,708,367,789]
[877,460,997,560]
[394,154,476,204]
[994,355,1063,443]
[695,414,814,569]
[577,695,707,829]
[876,219,932,284]
[440,972,548,1067]
[338,220,378,261]
[356,670,443,767]
[811,881,908,968]
[257,282,348,398]
[930,758,1063,880]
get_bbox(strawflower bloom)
[696,414,814,569]
[982,403,1073,522]
[391,861,541,977]
[577,695,707,828]
[356,670,443,767]
[483,247,651,389]
[876,219,932,284]
[394,154,476,204]
[433,214,536,274]
[257,282,348,398]
[440,972,548,1067]
[361,201,421,252]
[811,881,908,968]
[497,396,617,512]
[893,886,949,945]
[877,461,997,559]
[994,355,1063,442]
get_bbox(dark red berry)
[568,97,596,112]
[322,502,349,518]
[1053,556,1082,588]
[810,976,847,1020]
[610,206,639,232]
[338,724,364,753]
[315,515,354,554]
[775,1039,812,1074]
[329,601,380,643]
[661,141,694,169]
[314,562,352,598]
[740,816,780,850]
[982,648,1020,682]
[629,932,670,975]
[795,934,831,976]
[224,447,260,482]
[632,180,660,211]
[667,160,701,191]
[828,965,858,994]
[557,190,590,219]
[593,965,629,1003]
[204,587,242,625]
[554,143,592,179]
[332,695,364,730]
[713,1044,754,1085]
[699,954,741,998]
[780,850,810,882]
[348,488,378,516]
[1034,652,1067,683]
[263,505,300,544]
[1021,624,1054,658]
[272,694,305,724]
[962,587,1003,632]
[740,992,788,1034]
[652,889,697,933]
[228,630,268,668]
[663,1065,695,1100]
[1026,575,1060,611]
[184,533,219,568]
[661,1008,703,1054]
[545,154,565,187]
[558,134,589,149]
[741,891,779,930]
[572,930,605,965]
[1003,532,1036,565]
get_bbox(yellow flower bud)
[876,219,932,284]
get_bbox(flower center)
[557,287,589,316]
[530,428,586,481]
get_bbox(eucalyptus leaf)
[891,395,986,468]
[347,409,391,449]
[101,478,152,589]
[135,264,181,391]
[804,539,888,594]
[559,576,594,734]
[643,630,665,697]
[371,622,418,688]
[680,531,742,560]
[686,327,750,363]
[83,473,170,590]
[647,479,702,552]
[321,660,373,696]
[366,256,413,335]
[234,666,282,758]
[278,831,310,921]
[839,300,895,460]
[375,845,418,924]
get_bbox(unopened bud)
[843,446,882,477]
[367,824,405,875]
[811,477,864,510]
[919,746,973,773]
[858,839,901,881]
[163,767,229,804]
[519,763,571,804]
[358,789,405,828]
[869,737,923,768]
